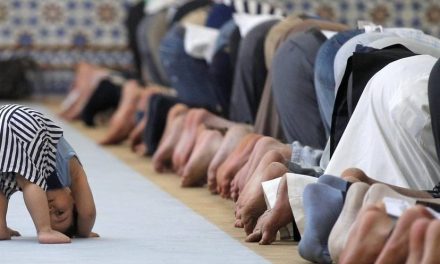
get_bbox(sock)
[81,79,121,127]
[318,174,351,192]
[299,183,344,264]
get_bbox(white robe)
[326,55,440,190]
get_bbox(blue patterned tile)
[412,17,421,27]
[12,16,22,25]
[356,2,365,11]
[67,17,76,26]
[72,33,88,47]
[28,16,38,25]
[39,28,49,37]
[12,0,21,9]
[111,29,121,39]
[67,1,77,10]
[29,1,38,9]
[2,28,11,37]
[340,1,349,11]
[94,28,104,38]
[83,17,93,26]
[83,1,94,10]
[395,1,404,12]
[18,32,33,46]
[302,1,311,10]
[56,28,65,37]
[394,17,404,27]
[412,1,421,11]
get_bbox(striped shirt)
[0,104,63,199]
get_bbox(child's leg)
[0,192,10,240]
[0,191,21,240]
[16,175,71,244]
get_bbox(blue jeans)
[314,29,363,137]
[159,24,227,114]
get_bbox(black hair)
[63,206,78,238]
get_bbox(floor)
[3,101,307,264]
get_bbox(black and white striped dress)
[0,104,63,199]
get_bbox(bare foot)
[246,174,294,245]
[414,220,440,264]
[129,114,148,155]
[375,206,434,264]
[207,124,252,194]
[133,142,148,156]
[339,204,393,264]
[100,80,142,145]
[172,108,235,175]
[243,138,290,186]
[230,137,291,201]
[328,182,370,262]
[181,127,223,187]
[38,229,71,244]
[236,154,287,234]
[216,133,263,198]
[152,104,189,172]
[230,161,251,202]
[61,62,110,120]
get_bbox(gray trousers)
[272,28,327,149]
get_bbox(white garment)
[145,0,188,14]
[262,173,318,235]
[183,23,220,63]
[333,28,430,94]
[233,13,280,38]
[326,55,440,190]
[321,30,337,39]
[367,36,440,58]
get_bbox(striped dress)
[0,104,63,199]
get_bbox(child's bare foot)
[152,104,189,172]
[38,229,71,244]
[100,80,141,145]
[216,133,263,198]
[181,128,223,187]
[246,175,294,245]
[207,124,252,194]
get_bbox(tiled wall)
[0,0,138,94]
[0,0,439,94]
[279,0,440,37]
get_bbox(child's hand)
[0,227,20,240]
[7,227,20,237]
[89,232,99,238]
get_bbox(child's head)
[46,188,77,236]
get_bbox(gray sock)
[318,174,350,192]
[299,183,344,264]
